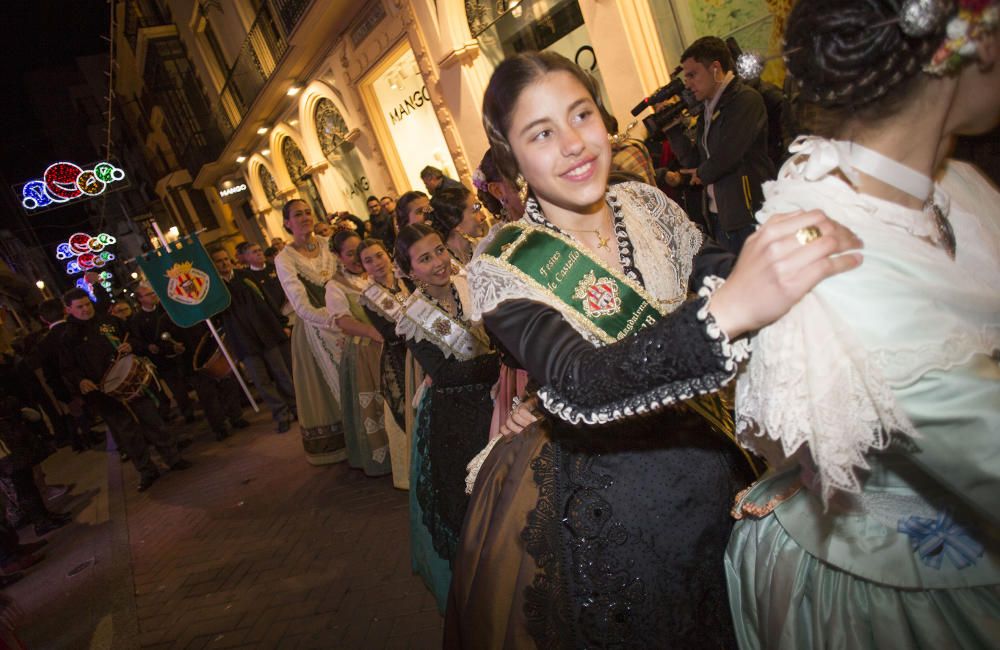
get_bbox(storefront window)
[316,98,348,156]
[315,98,370,216]
[258,165,278,205]
[280,136,326,217]
[359,44,457,195]
[470,0,609,104]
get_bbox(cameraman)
[666,36,775,254]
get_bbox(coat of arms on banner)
[166,261,210,305]
[573,270,622,318]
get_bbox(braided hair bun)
[785,0,950,109]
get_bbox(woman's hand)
[499,396,541,437]
[708,210,863,338]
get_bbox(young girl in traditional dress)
[357,238,412,489]
[325,230,391,477]
[394,223,500,611]
[446,51,863,648]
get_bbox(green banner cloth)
[135,234,231,328]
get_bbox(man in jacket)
[210,250,296,433]
[667,36,776,254]
[58,289,191,491]
[129,283,197,423]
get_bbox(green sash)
[480,223,760,475]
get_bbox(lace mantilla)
[538,276,750,425]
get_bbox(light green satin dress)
[727,152,1000,649]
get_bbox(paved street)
[10,411,442,649]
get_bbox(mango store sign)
[374,49,456,193]
[218,181,248,203]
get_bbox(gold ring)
[795,226,822,246]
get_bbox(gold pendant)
[596,233,610,250]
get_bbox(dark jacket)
[58,315,128,397]
[35,323,71,402]
[668,78,775,231]
[244,264,288,322]
[128,305,183,374]
[217,269,287,360]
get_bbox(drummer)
[58,288,192,492]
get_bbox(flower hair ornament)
[923,0,999,74]
[472,166,488,194]
[734,0,999,80]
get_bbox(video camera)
[630,66,703,135]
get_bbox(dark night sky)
[0,1,112,248]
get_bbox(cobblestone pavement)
[12,411,443,649]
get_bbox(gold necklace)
[561,226,611,250]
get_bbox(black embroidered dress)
[446,182,754,649]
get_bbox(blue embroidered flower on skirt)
[897,511,984,570]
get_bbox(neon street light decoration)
[56,232,117,275]
[21,161,126,211]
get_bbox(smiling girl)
[446,51,863,648]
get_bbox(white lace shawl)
[736,137,1000,501]
[273,236,339,330]
[468,181,703,340]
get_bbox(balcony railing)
[271,0,312,36]
[218,8,288,131]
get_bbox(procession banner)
[135,234,230,328]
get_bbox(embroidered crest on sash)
[572,270,622,317]
[432,317,452,336]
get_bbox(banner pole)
[206,319,259,412]
[150,221,259,412]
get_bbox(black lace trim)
[538,294,736,425]
[413,391,456,562]
[522,441,650,647]
[522,442,573,649]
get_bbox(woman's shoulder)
[941,159,1000,210]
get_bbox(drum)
[101,354,154,402]
[193,332,232,379]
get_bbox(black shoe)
[184,414,197,424]
[137,473,159,492]
[230,418,250,430]
[178,438,194,450]
[213,428,230,441]
[170,459,193,471]
[34,518,69,537]
[276,419,291,434]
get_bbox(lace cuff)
[539,276,750,425]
